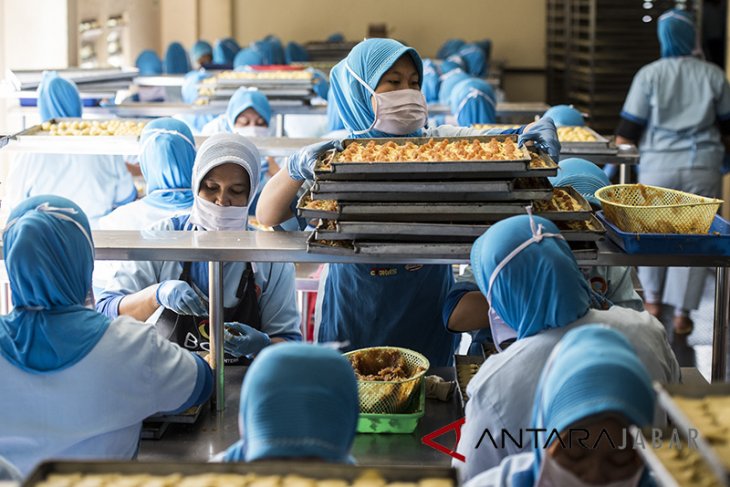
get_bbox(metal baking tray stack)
[197,71,315,103]
[298,136,603,260]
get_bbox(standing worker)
[616,9,730,337]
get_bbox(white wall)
[3,0,72,70]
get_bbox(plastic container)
[597,211,730,256]
[356,383,425,434]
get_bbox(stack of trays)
[297,136,604,260]
[197,70,315,103]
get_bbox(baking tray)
[9,118,145,154]
[556,126,611,150]
[533,187,594,221]
[454,354,485,408]
[24,461,457,486]
[598,212,730,256]
[630,427,690,487]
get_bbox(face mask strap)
[345,62,378,136]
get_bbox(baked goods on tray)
[301,195,338,212]
[652,441,724,487]
[533,189,585,212]
[335,138,528,163]
[557,126,599,142]
[39,120,146,137]
[672,396,730,469]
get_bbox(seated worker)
[464,325,654,487]
[455,215,680,481]
[422,59,441,103]
[285,41,309,64]
[0,196,212,476]
[176,70,215,134]
[190,40,213,68]
[99,118,196,230]
[437,38,466,59]
[543,104,585,127]
[163,41,191,74]
[219,343,358,462]
[212,39,237,66]
[96,134,301,359]
[234,47,265,69]
[134,50,166,101]
[255,38,560,367]
[438,68,471,105]
[5,72,136,229]
[449,77,496,126]
[455,43,488,77]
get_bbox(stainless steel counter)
[138,366,462,467]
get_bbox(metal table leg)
[711,266,730,382]
[275,114,285,137]
[619,164,628,184]
[208,261,225,411]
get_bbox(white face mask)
[536,455,643,487]
[189,197,248,231]
[345,63,428,136]
[234,126,270,138]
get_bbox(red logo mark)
[421,417,466,462]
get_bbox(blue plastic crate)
[597,211,730,256]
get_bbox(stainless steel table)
[138,366,462,467]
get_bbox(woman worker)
[163,41,191,74]
[99,118,196,230]
[464,325,654,487]
[454,214,679,481]
[190,40,213,68]
[0,196,212,476]
[449,77,497,126]
[255,38,560,367]
[616,9,730,336]
[5,72,136,229]
[96,134,301,359]
[543,104,585,127]
[219,343,358,463]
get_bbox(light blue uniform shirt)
[621,57,730,171]
[455,307,680,482]
[96,216,301,341]
[0,316,200,477]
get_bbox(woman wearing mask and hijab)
[255,38,560,367]
[1,196,212,476]
[454,214,679,481]
[5,72,137,229]
[616,9,730,337]
[99,118,196,230]
[218,343,358,463]
[96,134,301,361]
[190,40,213,68]
[464,325,654,487]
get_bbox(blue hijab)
[264,36,285,64]
[327,33,345,43]
[222,37,241,54]
[543,104,584,127]
[456,43,487,77]
[549,158,609,207]
[515,325,655,486]
[658,9,696,58]
[326,87,345,131]
[190,40,212,64]
[471,215,591,339]
[0,196,110,374]
[135,50,163,75]
[330,38,424,139]
[38,72,81,122]
[139,118,196,210]
[310,68,330,99]
[234,48,265,69]
[225,88,272,130]
[285,41,309,64]
[438,68,470,105]
[422,59,441,103]
[437,38,466,59]
[163,42,191,74]
[213,40,237,65]
[449,77,496,126]
[223,343,359,463]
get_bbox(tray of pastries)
[556,126,609,144]
[531,187,593,220]
[25,461,456,487]
[201,70,314,86]
[15,118,147,138]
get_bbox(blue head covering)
[135,50,163,75]
[437,38,466,59]
[449,77,496,126]
[658,9,696,58]
[440,59,463,74]
[327,33,345,43]
[233,48,265,69]
[310,69,330,99]
[37,72,81,122]
[222,37,241,54]
[326,87,345,131]
[438,68,470,105]
[223,343,359,463]
[476,39,492,62]
[190,40,212,64]
[264,36,285,65]
[471,215,591,339]
[422,59,442,103]
[330,38,424,139]
[542,104,584,127]
[527,325,655,481]
[0,196,110,374]
[285,41,309,64]
[163,42,191,74]
[213,40,236,65]
[456,43,487,77]
[225,88,272,130]
[549,158,609,207]
[181,70,210,104]
[139,118,196,210]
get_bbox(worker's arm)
[256,166,303,226]
[447,291,491,332]
[117,285,161,322]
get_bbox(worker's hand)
[286,139,343,181]
[518,116,561,162]
[156,280,208,316]
[223,322,271,357]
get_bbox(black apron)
[154,262,262,365]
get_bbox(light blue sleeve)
[621,67,651,125]
[112,156,138,206]
[714,68,730,121]
[462,453,536,487]
[255,262,302,340]
[604,266,644,312]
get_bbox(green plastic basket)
[356,382,425,434]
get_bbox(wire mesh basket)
[595,184,723,234]
[344,347,430,415]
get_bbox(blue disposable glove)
[156,280,208,316]
[518,116,561,162]
[223,322,272,357]
[287,139,343,181]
